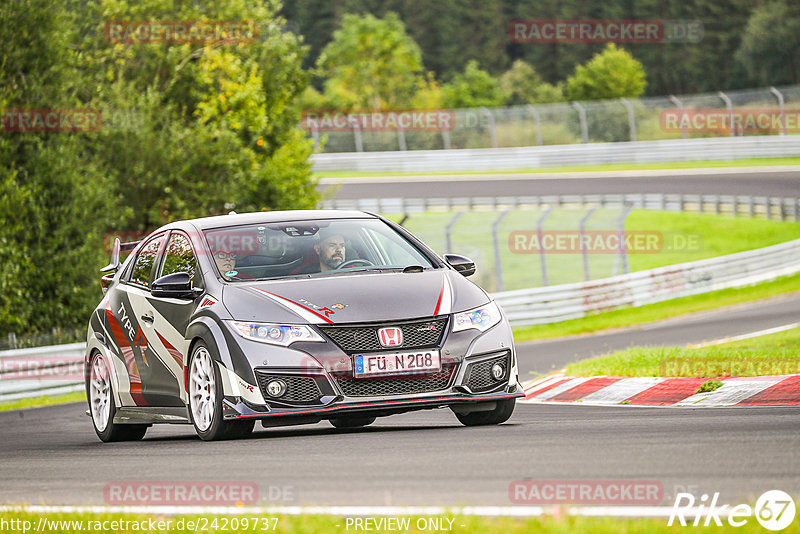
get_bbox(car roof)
[158,209,379,232]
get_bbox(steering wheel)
[336,258,374,269]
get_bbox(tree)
[441,60,505,109]
[735,1,800,86]
[0,0,318,337]
[566,44,647,101]
[316,12,426,109]
[0,0,118,336]
[500,60,564,105]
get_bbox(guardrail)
[321,193,800,221]
[3,238,799,401]
[493,238,800,326]
[311,135,800,172]
[0,343,85,402]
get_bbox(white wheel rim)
[189,347,216,432]
[90,357,111,432]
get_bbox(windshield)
[203,218,436,281]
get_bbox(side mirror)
[444,254,475,277]
[152,272,197,299]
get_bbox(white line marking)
[687,322,799,348]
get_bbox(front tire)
[188,342,241,441]
[88,353,148,442]
[454,399,516,426]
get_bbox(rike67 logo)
[669,490,796,531]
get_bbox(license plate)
[353,350,441,378]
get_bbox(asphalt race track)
[1,295,798,507]
[319,168,800,200]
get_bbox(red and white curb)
[521,373,800,407]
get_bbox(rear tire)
[188,342,240,441]
[329,415,376,429]
[88,353,148,442]
[454,399,516,426]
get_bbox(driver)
[314,232,346,271]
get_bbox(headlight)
[452,301,502,333]
[227,321,324,346]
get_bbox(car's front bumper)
[221,384,525,422]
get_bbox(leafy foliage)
[315,12,427,110]
[441,61,506,109]
[0,0,317,337]
[566,44,647,101]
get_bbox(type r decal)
[250,288,335,324]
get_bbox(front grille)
[319,317,448,354]
[334,364,456,397]
[255,371,322,405]
[465,353,510,393]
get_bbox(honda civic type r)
[85,210,523,441]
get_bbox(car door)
[107,232,183,407]
[144,230,203,405]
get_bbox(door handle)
[141,313,154,324]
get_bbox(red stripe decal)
[433,276,444,315]
[105,304,148,406]
[252,288,334,324]
[155,330,184,368]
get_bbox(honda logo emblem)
[378,327,403,347]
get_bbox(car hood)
[222,269,488,324]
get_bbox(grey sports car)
[85,210,523,441]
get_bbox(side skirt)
[113,406,190,425]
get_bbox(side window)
[129,235,165,289]
[159,233,197,284]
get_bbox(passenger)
[212,249,253,280]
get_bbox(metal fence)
[323,193,800,292]
[311,135,800,172]
[0,343,85,402]
[494,237,800,326]
[308,84,800,154]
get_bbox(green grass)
[513,272,800,342]
[1,510,796,533]
[398,209,800,293]
[565,326,800,377]
[315,157,800,178]
[0,391,84,412]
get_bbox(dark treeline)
[282,0,800,96]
